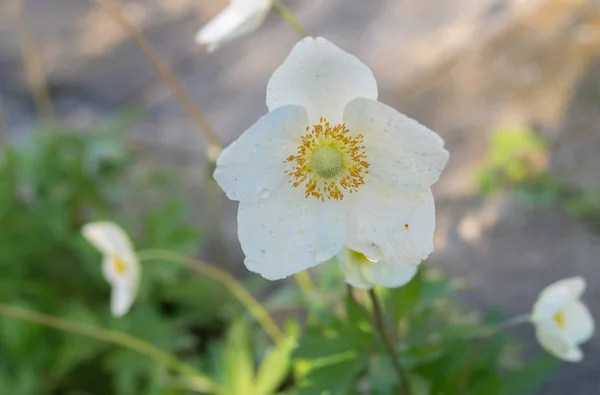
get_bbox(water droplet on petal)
[364,243,383,262]
[259,188,271,198]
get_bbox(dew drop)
[364,243,383,262]
[259,188,271,198]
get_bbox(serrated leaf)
[293,333,355,360]
[296,353,363,395]
[255,334,296,395]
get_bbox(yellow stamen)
[554,311,566,330]
[112,254,127,276]
[285,117,369,201]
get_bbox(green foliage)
[0,119,559,395]
[477,127,548,196]
[290,267,557,395]
[0,116,233,395]
[476,126,600,232]
[204,319,296,395]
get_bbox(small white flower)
[214,37,449,280]
[339,247,417,290]
[196,0,273,52]
[532,277,594,362]
[82,222,140,317]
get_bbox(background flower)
[196,0,273,52]
[82,222,140,317]
[532,277,595,361]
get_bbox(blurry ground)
[2,0,600,393]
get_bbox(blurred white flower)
[214,37,449,280]
[532,277,594,362]
[196,0,273,52]
[82,222,140,317]
[339,247,417,290]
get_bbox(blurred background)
[1,0,600,393]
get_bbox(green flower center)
[312,146,343,179]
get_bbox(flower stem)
[16,0,54,123]
[469,314,532,339]
[137,249,285,345]
[93,0,222,155]
[368,289,412,395]
[0,304,221,394]
[294,271,317,299]
[272,3,309,37]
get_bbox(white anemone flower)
[82,222,140,317]
[214,37,449,280]
[339,247,417,290]
[532,277,594,362]
[196,0,273,52]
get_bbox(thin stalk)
[0,304,221,394]
[368,288,412,395]
[469,314,531,339]
[294,271,317,299]
[16,0,54,122]
[93,0,222,154]
[137,249,285,345]
[272,3,309,37]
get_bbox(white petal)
[343,98,449,190]
[564,300,595,345]
[338,249,373,290]
[238,187,346,280]
[111,284,136,317]
[546,277,586,299]
[532,277,586,322]
[196,1,271,52]
[214,105,308,202]
[346,184,436,266]
[266,37,378,124]
[82,222,137,265]
[360,260,417,289]
[84,222,140,316]
[535,324,583,362]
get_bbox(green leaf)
[500,355,559,395]
[384,268,423,325]
[293,331,356,360]
[368,354,399,394]
[255,334,296,395]
[214,320,255,394]
[53,303,106,377]
[296,353,363,395]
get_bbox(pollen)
[285,117,369,201]
[112,254,127,276]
